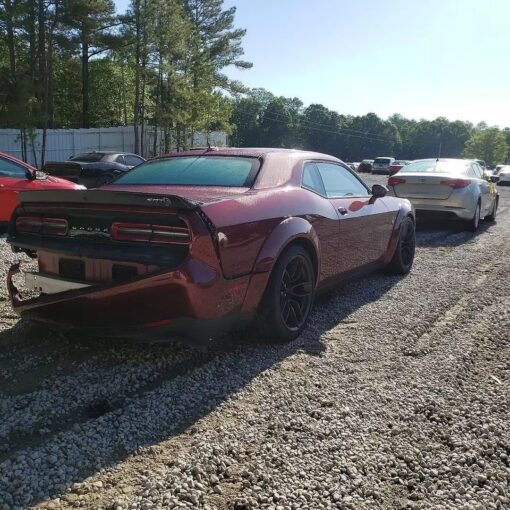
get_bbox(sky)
[114,0,510,128]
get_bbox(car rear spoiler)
[17,189,200,210]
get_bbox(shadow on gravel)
[415,215,493,248]
[0,264,407,508]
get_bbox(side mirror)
[489,175,499,183]
[370,184,388,203]
[26,169,36,181]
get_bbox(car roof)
[154,147,341,161]
[409,158,473,165]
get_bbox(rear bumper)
[387,190,475,220]
[411,202,473,220]
[7,260,269,341]
[371,168,390,175]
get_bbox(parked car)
[43,151,145,188]
[0,151,83,228]
[7,148,415,343]
[387,158,498,231]
[372,157,395,175]
[388,160,410,176]
[358,159,374,173]
[496,165,510,185]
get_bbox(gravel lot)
[0,175,509,510]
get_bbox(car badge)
[146,197,172,206]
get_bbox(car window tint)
[469,164,483,179]
[316,162,368,197]
[302,162,326,195]
[124,155,143,166]
[115,156,260,187]
[70,153,105,162]
[0,156,28,178]
[401,160,468,174]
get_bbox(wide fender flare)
[252,216,321,276]
[382,200,414,264]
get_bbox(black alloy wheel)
[279,254,314,331]
[258,245,315,342]
[399,218,415,268]
[385,215,415,275]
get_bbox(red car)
[7,148,415,342]
[388,160,410,176]
[0,152,83,227]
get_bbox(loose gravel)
[0,176,508,510]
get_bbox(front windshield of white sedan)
[399,159,468,174]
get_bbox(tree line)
[230,89,510,166]
[1,0,508,165]
[0,0,251,164]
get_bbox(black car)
[43,151,145,188]
[358,159,374,173]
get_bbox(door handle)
[338,207,348,215]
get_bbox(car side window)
[0,156,28,178]
[125,155,143,167]
[315,162,368,197]
[115,155,126,165]
[468,164,482,179]
[302,162,326,196]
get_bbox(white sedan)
[496,165,510,185]
[387,158,499,231]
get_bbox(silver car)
[496,165,510,185]
[387,158,499,231]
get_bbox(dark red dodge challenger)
[7,148,415,342]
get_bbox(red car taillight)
[440,178,471,189]
[111,222,191,245]
[16,216,68,236]
[388,177,406,186]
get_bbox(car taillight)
[440,179,471,189]
[16,216,68,236]
[111,222,190,244]
[388,177,406,186]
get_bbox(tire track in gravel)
[1,183,509,509]
[0,334,249,463]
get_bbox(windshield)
[399,159,469,174]
[114,156,260,187]
[70,153,105,162]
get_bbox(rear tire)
[385,216,415,275]
[465,201,481,232]
[485,198,498,222]
[257,245,315,343]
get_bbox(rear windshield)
[374,158,392,165]
[70,153,105,162]
[115,156,260,187]
[399,159,468,174]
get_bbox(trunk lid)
[390,173,464,200]
[8,190,202,272]
[103,184,251,204]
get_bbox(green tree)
[462,128,509,166]
[59,0,120,127]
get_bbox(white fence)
[0,127,228,167]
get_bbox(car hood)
[35,175,82,189]
[101,184,251,204]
